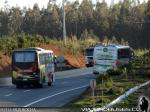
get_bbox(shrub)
[0,34,52,55]
[106,86,124,95]
[106,69,122,76]
[96,97,111,105]
[104,78,114,89]
[96,73,110,84]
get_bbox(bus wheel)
[16,84,23,89]
[48,82,52,86]
[48,78,53,86]
[39,83,43,88]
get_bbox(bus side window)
[49,53,52,63]
[51,53,54,63]
[45,53,50,64]
[39,54,43,65]
[40,54,46,65]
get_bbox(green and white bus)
[93,44,132,74]
[12,47,55,88]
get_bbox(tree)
[65,1,80,36]
[108,3,121,37]
[23,4,41,35]
[0,0,9,36]
[128,2,146,48]
[39,2,61,38]
[94,0,109,37]
[78,0,94,38]
[142,0,150,48]
[7,7,22,35]
[0,10,9,36]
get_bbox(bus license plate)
[23,78,28,81]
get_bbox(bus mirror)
[129,51,134,59]
[54,56,57,64]
[57,56,65,63]
[131,51,134,57]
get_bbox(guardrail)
[103,80,150,108]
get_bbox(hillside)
[41,44,85,68]
[0,54,11,77]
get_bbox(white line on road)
[23,84,89,107]
[5,93,12,97]
[23,90,31,92]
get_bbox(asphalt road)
[0,72,95,107]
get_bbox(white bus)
[93,44,132,74]
[12,47,55,88]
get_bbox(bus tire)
[93,71,98,75]
[48,78,53,86]
[16,84,23,89]
[48,82,52,86]
[38,83,43,88]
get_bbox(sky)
[0,0,120,9]
[0,0,147,9]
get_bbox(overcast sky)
[0,0,147,9]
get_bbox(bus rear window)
[118,49,130,59]
[85,49,94,56]
[14,52,35,62]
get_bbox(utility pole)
[62,0,66,44]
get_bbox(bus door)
[39,53,53,84]
[45,53,54,82]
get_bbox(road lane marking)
[24,90,31,92]
[23,84,89,107]
[5,93,12,97]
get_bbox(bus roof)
[44,50,53,53]
[95,44,130,49]
[23,47,45,51]
[13,47,53,53]
[86,47,94,50]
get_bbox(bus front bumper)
[12,77,40,85]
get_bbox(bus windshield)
[85,48,93,56]
[118,49,130,59]
[14,52,35,63]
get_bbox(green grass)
[0,34,99,55]
[134,49,150,57]
[67,74,143,108]
[114,84,150,108]
[0,33,132,56]
[67,53,150,108]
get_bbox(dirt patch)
[40,44,85,68]
[0,54,11,77]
